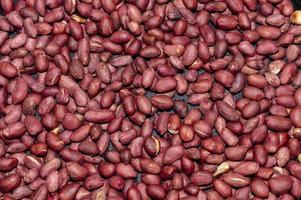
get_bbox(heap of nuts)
[2,0,301,199]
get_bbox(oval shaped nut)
[96,62,111,84]
[151,95,174,110]
[110,30,131,44]
[45,67,61,86]
[190,170,213,186]
[290,107,301,127]
[111,55,133,67]
[193,120,212,138]
[145,15,163,30]
[230,72,246,94]
[214,39,227,59]
[269,175,293,195]
[5,108,21,126]
[84,174,104,191]
[127,4,142,23]
[40,158,61,178]
[119,128,137,145]
[44,7,64,23]
[84,109,115,123]
[256,40,278,55]
[35,22,53,35]
[116,163,137,179]
[265,116,292,132]
[163,145,184,164]
[220,128,238,146]
[216,15,238,30]
[23,168,39,184]
[97,14,114,36]
[248,74,268,89]
[155,77,177,93]
[266,14,286,27]
[62,113,81,130]
[0,61,17,78]
[127,187,142,200]
[279,63,297,85]
[179,125,194,142]
[251,125,268,144]
[0,174,21,193]
[225,146,248,161]
[107,117,122,135]
[191,80,212,93]
[257,25,281,39]
[142,67,155,89]
[288,162,301,180]
[225,0,244,13]
[136,95,152,115]
[70,124,90,142]
[69,59,84,80]
[59,183,80,200]
[235,187,251,200]
[97,132,110,155]
[198,41,211,62]
[10,33,27,49]
[12,78,28,104]
[286,44,300,63]
[243,86,265,100]
[202,136,225,154]
[238,41,256,56]
[126,40,142,56]
[233,161,259,176]
[181,157,195,176]
[242,101,261,119]
[250,178,269,198]
[66,161,88,181]
[144,136,160,157]
[164,44,185,57]
[223,172,250,188]
[77,37,90,65]
[216,101,240,122]
[140,159,161,174]
[0,0,13,14]
[122,95,136,116]
[264,133,279,154]
[33,184,48,200]
[213,179,232,198]
[79,140,99,156]
[146,185,166,200]
[46,170,59,193]
[0,157,18,172]
[2,122,26,139]
[30,143,47,156]
[101,91,116,108]
[275,147,290,167]
[72,88,88,107]
[215,70,234,87]
[68,17,84,38]
[182,44,198,66]
[140,46,161,58]
[12,185,33,199]
[295,87,301,107]
[47,132,64,152]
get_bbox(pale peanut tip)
[290,11,301,25]
[214,162,230,177]
[298,153,301,163]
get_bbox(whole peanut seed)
[0,0,300,199]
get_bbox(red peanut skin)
[0,0,300,199]
[0,174,21,193]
